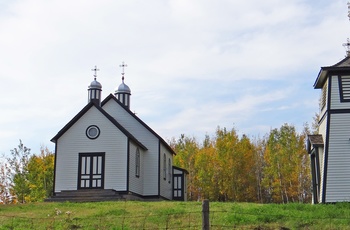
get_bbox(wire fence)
[0,211,350,230]
[0,212,202,229]
[1,209,350,230]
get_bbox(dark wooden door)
[78,153,105,189]
[173,174,184,200]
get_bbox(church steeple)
[88,66,102,106]
[114,62,131,109]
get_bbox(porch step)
[46,189,125,202]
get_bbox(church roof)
[307,134,324,153]
[314,56,350,88]
[101,94,176,155]
[308,134,324,147]
[50,102,147,150]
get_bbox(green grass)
[1,201,350,229]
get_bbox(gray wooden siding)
[128,141,144,195]
[330,76,350,110]
[55,106,128,192]
[102,100,159,195]
[159,143,173,200]
[326,113,350,202]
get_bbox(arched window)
[163,153,166,180]
[135,148,140,177]
[168,158,171,183]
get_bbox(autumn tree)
[194,135,218,200]
[26,147,54,202]
[172,128,261,202]
[0,160,12,204]
[171,124,311,203]
[6,140,31,203]
[214,127,258,202]
[3,141,55,203]
[262,124,311,203]
[171,134,200,200]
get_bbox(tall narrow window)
[135,148,140,177]
[163,153,166,180]
[168,158,171,183]
[321,80,327,109]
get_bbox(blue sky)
[0,0,349,155]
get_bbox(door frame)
[173,173,184,201]
[78,152,105,189]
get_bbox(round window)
[86,125,100,139]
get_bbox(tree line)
[0,123,312,204]
[171,123,312,203]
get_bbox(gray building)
[308,55,350,203]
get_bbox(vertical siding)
[55,106,128,192]
[326,113,350,202]
[102,100,160,195]
[159,143,173,200]
[128,141,144,195]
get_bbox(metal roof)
[89,79,102,89]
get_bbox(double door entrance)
[78,153,105,189]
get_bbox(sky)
[0,0,350,155]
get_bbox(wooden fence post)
[202,199,209,230]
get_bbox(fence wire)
[1,210,350,229]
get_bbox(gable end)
[51,101,147,150]
[101,94,175,155]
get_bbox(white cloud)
[0,0,348,154]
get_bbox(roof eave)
[313,69,326,89]
[50,102,95,143]
[314,66,350,89]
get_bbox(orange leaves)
[171,124,312,203]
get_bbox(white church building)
[49,65,187,201]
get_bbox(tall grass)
[1,201,350,229]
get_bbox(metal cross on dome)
[343,38,350,49]
[343,2,350,56]
[91,66,100,80]
[119,62,128,81]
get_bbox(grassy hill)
[1,201,350,229]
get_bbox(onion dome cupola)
[114,62,131,109]
[88,66,102,106]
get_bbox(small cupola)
[88,66,102,106]
[114,62,131,109]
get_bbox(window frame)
[135,148,140,178]
[163,153,166,180]
[338,75,350,102]
[168,158,171,183]
[86,125,100,140]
